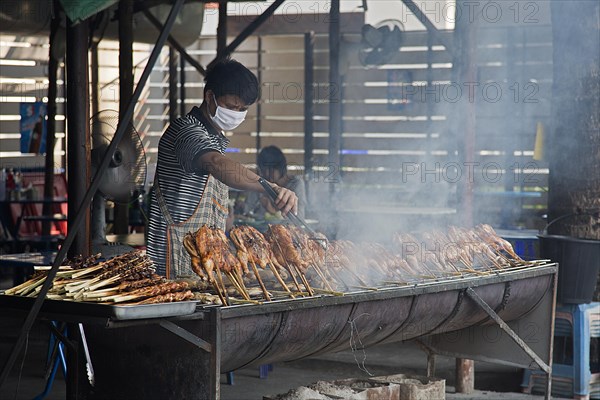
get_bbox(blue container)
[497,229,539,261]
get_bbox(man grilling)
[147,59,297,278]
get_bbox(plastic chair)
[522,302,600,399]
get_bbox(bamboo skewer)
[308,263,334,291]
[229,227,275,301]
[312,288,344,296]
[287,226,337,292]
[268,264,294,298]
[214,266,230,305]
[323,266,350,291]
[18,277,47,296]
[82,290,119,300]
[210,274,227,306]
[228,298,262,305]
[99,294,139,303]
[4,276,45,296]
[350,285,379,291]
[270,290,310,297]
[2,251,195,306]
[70,264,105,279]
[343,266,370,288]
[226,271,250,301]
[326,265,349,290]
[294,265,314,296]
[287,264,305,293]
[86,275,122,292]
[240,227,294,297]
[269,237,310,296]
[234,269,252,300]
[273,257,303,293]
[470,231,521,268]
[225,271,244,298]
[300,236,335,290]
[250,261,271,301]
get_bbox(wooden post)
[454,0,478,227]
[115,0,134,234]
[427,353,436,378]
[66,16,91,258]
[455,358,474,394]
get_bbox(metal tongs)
[258,178,328,249]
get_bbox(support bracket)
[159,320,212,353]
[465,287,551,374]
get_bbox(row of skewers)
[4,224,539,307]
[4,251,197,304]
[183,223,539,305]
[183,225,333,305]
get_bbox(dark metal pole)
[0,0,186,390]
[90,44,100,118]
[42,8,61,237]
[180,56,187,115]
[217,1,228,59]
[115,0,134,234]
[90,42,104,243]
[219,0,286,61]
[66,18,91,259]
[65,18,91,398]
[256,36,262,157]
[142,8,206,76]
[304,31,315,200]
[169,46,178,122]
[328,0,342,196]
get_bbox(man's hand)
[269,183,298,216]
[259,195,278,215]
[194,152,297,215]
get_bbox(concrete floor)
[0,311,549,400]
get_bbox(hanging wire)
[348,313,374,376]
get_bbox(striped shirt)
[147,107,229,275]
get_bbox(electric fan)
[359,19,404,67]
[90,110,147,203]
[90,110,147,252]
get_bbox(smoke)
[302,0,564,245]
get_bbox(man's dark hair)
[204,59,259,105]
[258,145,287,178]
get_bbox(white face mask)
[210,94,247,131]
